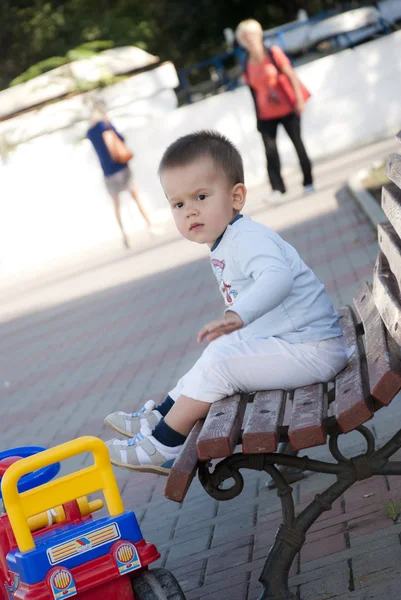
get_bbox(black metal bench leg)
[267,442,305,489]
[257,462,304,600]
[258,534,301,600]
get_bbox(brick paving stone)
[388,476,401,495]
[301,531,347,564]
[205,557,265,588]
[248,584,297,600]
[213,511,256,541]
[298,527,401,577]
[172,519,219,546]
[185,573,249,600]
[343,476,389,511]
[206,542,252,575]
[352,543,401,590]
[299,561,350,600]
[307,504,379,534]
[305,522,345,545]
[167,533,254,573]
[177,499,217,528]
[348,248,375,271]
[211,526,258,551]
[203,581,250,600]
[337,573,401,599]
[331,286,350,307]
[165,532,212,565]
[172,558,206,593]
[329,255,355,278]
[348,512,393,540]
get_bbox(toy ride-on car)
[0,436,185,600]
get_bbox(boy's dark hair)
[158,130,244,186]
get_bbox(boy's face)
[161,155,246,247]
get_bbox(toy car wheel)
[131,568,186,600]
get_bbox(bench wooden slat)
[334,306,372,433]
[373,251,401,347]
[354,282,401,405]
[196,393,247,460]
[164,420,203,503]
[242,390,286,453]
[378,221,401,289]
[386,154,401,190]
[381,183,401,239]
[288,384,327,450]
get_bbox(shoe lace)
[128,406,147,418]
[127,431,145,447]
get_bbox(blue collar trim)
[210,214,243,252]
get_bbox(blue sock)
[155,395,174,417]
[152,419,186,447]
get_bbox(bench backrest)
[354,131,401,412]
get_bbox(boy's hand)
[197,311,244,343]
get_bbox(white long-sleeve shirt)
[210,216,342,343]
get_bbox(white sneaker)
[265,190,286,205]
[106,425,181,475]
[104,400,162,438]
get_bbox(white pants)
[169,333,349,404]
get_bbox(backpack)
[242,45,310,130]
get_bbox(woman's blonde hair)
[91,99,108,121]
[235,19,263,46]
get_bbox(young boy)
[105,130,348,474]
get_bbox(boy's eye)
[173,202,184,209]
[196,194,206,201]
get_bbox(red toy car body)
[0,437,184,600]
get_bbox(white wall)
[0,46,161,120]
[134,28,401,192]
[2,31,401,278]
[0,61,179,148]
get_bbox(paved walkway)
[1,136,401,599]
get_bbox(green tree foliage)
[9,40,116,86]
[0,0,369,90]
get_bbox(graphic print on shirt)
[211,259,238,306]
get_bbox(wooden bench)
[164,132,401,600]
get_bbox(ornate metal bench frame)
[198,421,401,600]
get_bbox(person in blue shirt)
[87,101,159,248]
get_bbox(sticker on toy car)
[47,523,121,565]
[114,542,141,574]
[49,568,77,599]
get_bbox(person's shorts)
[105,166,133,196]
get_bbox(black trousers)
[259,112,313,193]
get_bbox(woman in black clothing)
[236,19,314,202]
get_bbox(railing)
[177,5,398,105]
[177,11,334,105]
[177,51,241,105]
